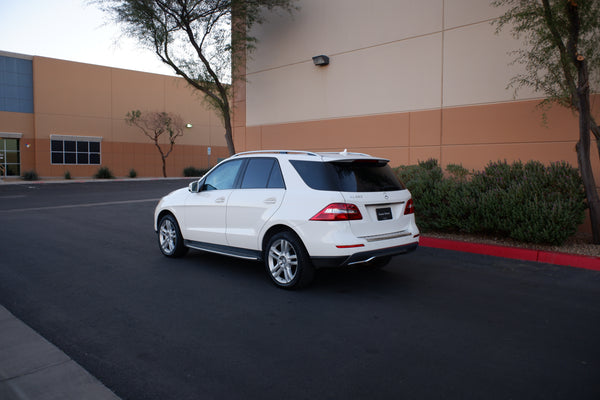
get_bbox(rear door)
[226,158,286,250]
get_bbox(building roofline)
[0,50,33,60]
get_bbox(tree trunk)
[574,59,600,244]
[223,109,236,156]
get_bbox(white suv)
[154,150,419,289]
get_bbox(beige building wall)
[235,0,598,179]
[2,55,227,179]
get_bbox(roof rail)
[233,150,320,157]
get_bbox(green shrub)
[94,166,114,179]
[183,166,209,177]
[395,159,444,231]
[395,159,586,246]
[445,163,470,180]
[64,171,71,180]
[22,170,39,181]
[129,169,137,178]
[470,160,586,245]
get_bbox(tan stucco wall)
[234,0,598,178]
[2,56,227,178]
[243,0,538,126]
[231,0,599,234]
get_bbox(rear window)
[290,160,405,192]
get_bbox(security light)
[312,55,330,66]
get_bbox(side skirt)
[184,240,262,261]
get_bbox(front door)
[183,159,244,245]
[0,138,20,177]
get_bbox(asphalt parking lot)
[1,180,600,400]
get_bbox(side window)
[240,158,286,189]
[267,161,285,189]
[203,159,244,191]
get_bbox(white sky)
[0,0,175,75]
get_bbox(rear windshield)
[290,160,405,192]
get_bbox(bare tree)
[493,0,600,243]
[126,110,184,177]
[95,0,297,156]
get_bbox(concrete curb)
[0,306,120,400]
[420,236,600,271]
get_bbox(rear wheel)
[265,231,314,289]
[158,214,188,257]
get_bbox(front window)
[203,159,244,191]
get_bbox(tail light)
[310,203,363,221]
[404,199,415,215]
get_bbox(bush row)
[22,166,210,180]
[394,159,587,246]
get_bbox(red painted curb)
[420,236,600,272]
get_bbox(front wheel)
[265,232,314,289]
[158,214,188,257]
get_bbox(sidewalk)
[0,305,120,400]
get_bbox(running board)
[184,240,262,261]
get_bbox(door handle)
[215,197,226,203]
[264,197,277,204]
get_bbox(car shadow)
[171,249,415,295]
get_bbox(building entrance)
[0,138,20,177]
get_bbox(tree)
[94,0,297,156]
[126,110,184,177]
[493,0,600,243]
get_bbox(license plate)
[376,207,392,221]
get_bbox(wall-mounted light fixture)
[312,55,330,66]
[186,123,193,128]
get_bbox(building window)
[50,135,101,165]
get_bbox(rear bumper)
[311,241,419,268]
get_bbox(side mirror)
[189,181,199,193]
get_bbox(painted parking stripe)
[0,198,160,213]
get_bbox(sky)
[0,0,175,75]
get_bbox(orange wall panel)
[410,147,442,165]
[233,100,246,129]
[0,111,34,135]
[111,69,166,118]
[259,113,410,151]
[410,109,441,147]
[34,57,112,118]
[442,100,579,145]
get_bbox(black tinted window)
[240,158,286,189]
[241,158,275,189]
[290,160,405,192]
[267,162,285,189]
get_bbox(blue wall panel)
[0,55,33,113]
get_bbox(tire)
[157,214,188,258]
[265,231,315,289]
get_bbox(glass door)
[0,138,20,177]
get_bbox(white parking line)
[0,198,160,212]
